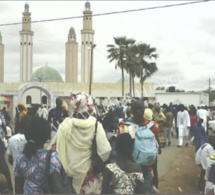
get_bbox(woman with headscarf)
[101,133,145,194]
[52,92,111,194]
[14,116,63,194]
[14,103,28,134]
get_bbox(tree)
[125,44,139,97]
[107,37,135,97]
[135,43,158,98]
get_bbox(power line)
[0,0,209,27]
[1,31,63,44]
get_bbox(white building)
[155,92,209,107]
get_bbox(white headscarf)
[70,92,94,113]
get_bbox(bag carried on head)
[129,121,158,166]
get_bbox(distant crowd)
[0,95,215,194]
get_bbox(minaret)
[0,32,4,83]
[81,1,95,83]
[65,27,78,83]
[19,3,34,82]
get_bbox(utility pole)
[89,44,96,95]
[209,78,211,106]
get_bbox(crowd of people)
[0,94,215,194]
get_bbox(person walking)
[197,104,209,134]
[1,107,10,125]
[39,106,48,120]
[48,97,69,139]
[164,106,174,146]
[14,116,64,194]
[124,100,158,194]
[51,92,111,194]
[191,118,207,152]
[101,133,145,194]
[197,136,215,193]
[0,137,13,194]
[144,107,161,191]
[0,110,7,141]
[14,103,28,134]
[7,115,28,167]
[177,104,191,147]
[102,109,119,163]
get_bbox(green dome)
[85,1,90,8]
[25,3,29,9]
[69,26,75,35]
[30,66,63,83]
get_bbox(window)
[26,96,32,104]
[29,42,31,45]
[86,41,88,44]
[24,42,26,45]
[42,96,47,104]
[21,43,22,45]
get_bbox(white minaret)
[81,1,95,83]
[0,32,4,83]
[20,3,34,82]
[65,27,78,83]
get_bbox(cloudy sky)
[0,0,214,91]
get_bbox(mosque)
[0,2,154,118]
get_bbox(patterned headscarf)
[70,92,94,113]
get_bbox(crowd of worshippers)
[0,93,214,194]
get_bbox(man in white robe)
[177,104,191,147]
[197,104,209,133]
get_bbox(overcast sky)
[0,0,214,91]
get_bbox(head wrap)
[200,104,206,108]
[154,103,160,109]
[70,92,94,113]
[144,108,153,121]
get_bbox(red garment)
[190,115,197,127]
[140,120,159,142]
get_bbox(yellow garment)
[156,112,167,144]
[144,108,153,121]
[56,116,111,193]
[18,104,28,123]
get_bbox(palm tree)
[125,45,139,97]
[107,37,135,97]
[135,43,158,98]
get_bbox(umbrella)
[0,95,10,105]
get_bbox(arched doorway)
[17,83,55,108]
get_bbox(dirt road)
[158,135,202,194]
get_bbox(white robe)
[177,110,191,146]
[197,109,209,132]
